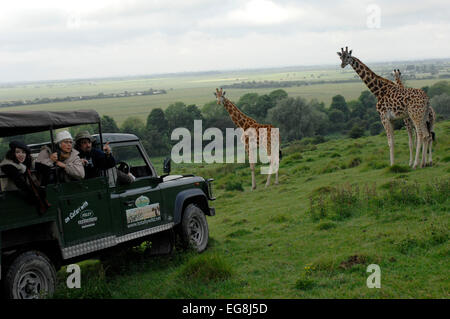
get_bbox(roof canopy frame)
[0,109,101,138]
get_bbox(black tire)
[181,204,209,253]
[4,251,56,299]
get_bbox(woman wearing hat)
[35,130,85,183]
[0,141,50,213]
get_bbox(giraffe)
[392,69,436,166]
[214,88,280,190]
[337,47,431,169]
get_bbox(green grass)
[53,121,450,299]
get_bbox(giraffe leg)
[412,130,423,170]
[421,136,428,168]
[404,118,414,167]
[427,135,433,166]
[250,162,256,190]
[265,172,271,188]
[426,121,434,166]
[419,121,430,168]
[265,155,274,188]
[381,116,395,166]
[274,153,279,185]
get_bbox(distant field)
[0,64,447,125]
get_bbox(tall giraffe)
[214,88,280,190]
[393,69,436,166]
[337,47,431,168]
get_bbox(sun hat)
[75,131,94,143]
[55,130,73,143]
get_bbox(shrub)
[178,254,233,284]
[348,157,362,168]
[329,184,360,220]
[387,164,411,173]
[295,277,315,290]
[293,166,311,174]
[367,161,388,170]
[369,122,383,135]
[330,152,341,158]
[270,214,290,223]
[308,194,328,222]
[319,161,341,174]
[349,125,365,139]
[316,221,337,230]
[224,179,244,192]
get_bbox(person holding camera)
[35,130,85,184]
[74,131,116,179]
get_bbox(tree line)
[0,88,166,108]
[221,79,361,89]
[1,81,449,158]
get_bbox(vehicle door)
[57,176,113,246]
[107,142,167,236]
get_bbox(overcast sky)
[0,0,449,82]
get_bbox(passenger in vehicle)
[35,130,85,184]
[0,141,50,213]
[74,131,116,179]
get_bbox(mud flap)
[148,230,174,256]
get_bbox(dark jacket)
[36,146,85,183]
[0,159,31,192]
[78,148,116,179]
[0,158,50,214]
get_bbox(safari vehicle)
[0,110,215,299]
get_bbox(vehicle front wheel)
[181,204,209,253]
[4,251,56,299]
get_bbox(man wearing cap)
[74,131,116,179]
[36,130,85,184]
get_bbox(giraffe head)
[214,88,226,105]
[392,69,401,81]
[337,46,353,68]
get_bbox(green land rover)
[0,110,215,299]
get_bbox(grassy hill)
[54,121,449,299]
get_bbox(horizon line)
[1,57,449,86]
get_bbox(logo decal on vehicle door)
[77,210,98,229]
[126,203,161,228]
[135,195,150,208]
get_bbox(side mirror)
[163,157,171,175]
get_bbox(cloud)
[227,0,301,25]
[0,0,449,82]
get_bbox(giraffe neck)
[222,98,256,130]
[350,57,394,98]
[395,75,403,87]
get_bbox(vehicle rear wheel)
[181,204,209,253]
[4,251,56,299]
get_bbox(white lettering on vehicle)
[65,201,89,224]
